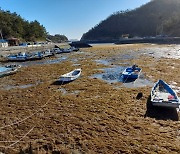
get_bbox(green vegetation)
[0,9,68,42]
[0,9,47,41]
[47,34,68,43]
[81,0,180,41]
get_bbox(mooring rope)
[0,126,35,149]
[0,81,63,130]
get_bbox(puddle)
[58,88,80,95]
[73,63,81,66]
[59,88,67,95]
[95,59,110,65]
[5,56,68,67]
[91,66,126,83]
[120,78,154,88]
[91,65,154,88]
[2,82,40,90]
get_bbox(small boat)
[70,46,79,52]
[122,65,141,80]
[62,48,72,53]
[53,48,64,54]
[42,49,55,57]
[7,52,28,61]
[151,80,180,108]
[57,68,81,83]
[27,51,43,60]
[0,64,21,77]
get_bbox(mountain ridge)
[81,0,180,41]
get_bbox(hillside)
[0,9,48,42]
[0,9,68,42]
[81,0,180,41]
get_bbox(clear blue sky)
[0,0,150,40]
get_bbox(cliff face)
[81,0,180,41]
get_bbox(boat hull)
[151,80,180,108]
[56,69,81,83]
[122,66,141,80]
[0,65,21,77]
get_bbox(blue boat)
[122,65,141,80]
[7,52,28,61]
[151,80,180,108]
[0,64,21,77]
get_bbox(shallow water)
[95,59,110,65]
[120,78,154,88]
[92,66,126,83]
[58,87,80,95]
[2,83,37,90]
[92,65,154,88]
[144,45,180,59]
[4,56,68,67]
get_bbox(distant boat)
[56,68,81,83]
[7,52,27,61]
[0,64,21,77]
[62,48,72,53]
[7,52,43,61]
[27,51,43,60]
[122,65,141,80]
[151,80,180,108]
[42,49,55,57]
[53,48,64,54]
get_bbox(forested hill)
[0,9,48,41]
[81,0,180,41]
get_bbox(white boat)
[57,68,81,83]
[0,64,21,77]
[151,80,180,108]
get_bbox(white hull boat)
[57,68,81,83]
[151,80,180,108]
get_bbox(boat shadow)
[144,95,179,121]
[119,76,137,83]
[123,78,136,83]
[51,80,73,85]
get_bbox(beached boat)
[62,48,72,53]
[7,52,28,61]
[42,49,55,57]
[0,64,21,77]
[70,46,79,52]
[122,65,141,80]
[151,80,180,108]
[27,51,43,60]
[57,68,81,83]
[53,48,64,54]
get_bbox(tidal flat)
[0,43,179,153]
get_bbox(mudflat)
[0,43,179,153]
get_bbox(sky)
[0,0,151,40]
